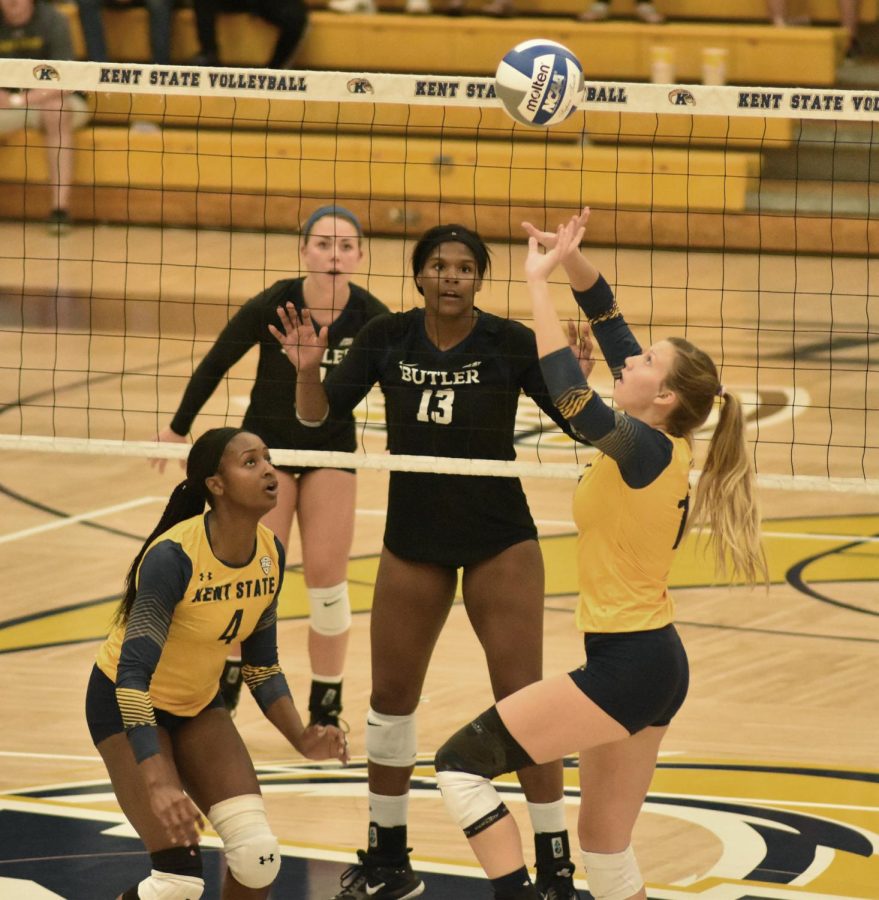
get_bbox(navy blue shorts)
[568,624,689,734]
[85,664,225,747]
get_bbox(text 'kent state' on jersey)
[96,514,286,720]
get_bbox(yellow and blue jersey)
[540,274,693,635]
[572,432,691,632]
[96,513,288,760]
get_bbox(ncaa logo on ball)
[495,39,584,128]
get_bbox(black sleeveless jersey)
[323,308,575,566]
[170,278,388,452]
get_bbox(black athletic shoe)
[47,208,72,235]
[330,849,424,899]
[219,658,243,713]
[536,862,580,900]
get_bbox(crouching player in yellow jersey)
[86,427,349,900]
[434,210,767,900]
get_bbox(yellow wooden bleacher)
[57,4,847,86]
[0,125,760,212]
[84,93,796,151]
[4,3,859,250]
[361,0,877,21]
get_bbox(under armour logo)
[259,853,275,865]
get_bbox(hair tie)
[301,204,363,238]
[716,385,726,398]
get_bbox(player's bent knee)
[208,794,280,890]
[435,768,511,837]
[365,707,417,767]
[434,706,534,779]
[308,583,352,636]
[127,847,205,899]
[581,845,643,900]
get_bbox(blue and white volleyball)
[495,39,584,128]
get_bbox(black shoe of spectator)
[47,209,72,235]
[189,53,220,67]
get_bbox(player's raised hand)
[525,220,586,284]
[268,304,328,371]
[567,319,595,382]
[523,206,591,255]
[149,426,188,473]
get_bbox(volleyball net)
[0,58,876,491]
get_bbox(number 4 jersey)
[323,307,579,567]
[96,515,286,722]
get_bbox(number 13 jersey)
[323,308,576,567]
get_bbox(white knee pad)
[308,582,352,636]
[136,870,204,900]
[365,707,417,767]
[581,845,643,900]
[208,794,280,890]
[435,769,507,835]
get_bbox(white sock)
[368,791,409,828]
[527,797,567,834]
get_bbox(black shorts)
[85,665,225,747]
[384,472,538,567]
[568,624,689,734]
[275,464,356,477]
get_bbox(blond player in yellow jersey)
[86,427,348,900]
[434,210,767,900]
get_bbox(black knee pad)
[150,845,204,878]
[435,706,534,778]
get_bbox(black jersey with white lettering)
[170,278,388,452]
[323,308,575,565]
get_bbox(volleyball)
[494,39,584,128]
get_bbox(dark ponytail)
[115,427,243,625]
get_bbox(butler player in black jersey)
[152,206,388,729]
[271,224,592,900]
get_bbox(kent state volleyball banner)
[2,58,879,121]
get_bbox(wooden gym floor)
[0,221,876,899]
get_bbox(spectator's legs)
[192,0,220,62]
[31,92,76,213]
[838,0,860,54]
[144,0,174,64]
[75,0,109,61]
[256,0,308,67]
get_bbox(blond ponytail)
[689,391,768,586]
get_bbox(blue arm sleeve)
[571,275,642,378]
[540,349,674,488]
[241,536,292,713]
[116,541,191,762]
[512,323,587,444]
